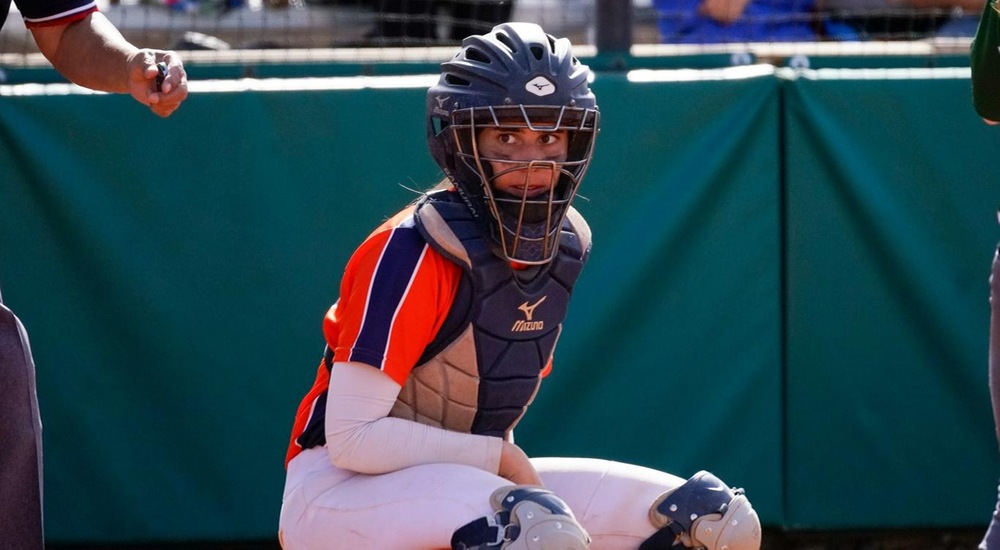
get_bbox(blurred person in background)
[0,0,187,547]
[818,0,984,39]
[972,3,1000,548]
[278,21,762,550]
[654,0,818,43]
[368,0,513,45]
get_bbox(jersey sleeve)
[14,0,97,27]
[327,212,461,386]
[972,0,1000,122]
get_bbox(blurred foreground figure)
[973,3,1000,548]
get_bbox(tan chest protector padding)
[390,324,483,433]
[389,199,590,436]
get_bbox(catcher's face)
[476,126,569,198]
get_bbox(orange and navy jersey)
[14,0,98,28]
[285,200,463,465]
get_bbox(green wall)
[0,68,997,543]
[783,74,1000,528]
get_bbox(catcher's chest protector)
[393,190,590,437]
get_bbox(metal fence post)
[595,0,632,55]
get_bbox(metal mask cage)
[449,104,599,265]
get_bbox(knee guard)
[639,471,761,550]
[451,485,591,550]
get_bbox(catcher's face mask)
[425,23,600,265]
[452,105,598,264]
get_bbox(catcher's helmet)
[426,22,600,264]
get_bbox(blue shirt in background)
[654,0,817,43]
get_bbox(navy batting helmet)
[426,22,600,264]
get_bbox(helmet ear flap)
[431,115,449,138]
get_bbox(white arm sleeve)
[324,361,504,475]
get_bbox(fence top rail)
[0,37,974,69]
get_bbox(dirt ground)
[48,527,988,549]
[761,527,985,550]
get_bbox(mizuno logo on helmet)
[432,95,451,116]
[512,296,547,332]
[525,77,555,97]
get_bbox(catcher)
[278,22,762,550]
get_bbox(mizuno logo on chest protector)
[512,296,547,332]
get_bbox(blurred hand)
[699,0,753,24]
[127,49,188,117]
[498,441,543,486]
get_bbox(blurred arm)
[29,12,137,93]
[29,13,188,116]
[971,0,1000,122]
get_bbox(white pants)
[279,447,686,550]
